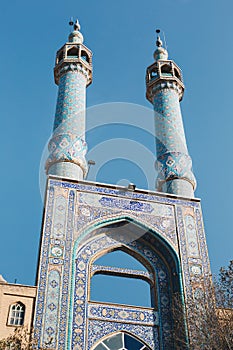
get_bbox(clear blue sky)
[0,0,232,286]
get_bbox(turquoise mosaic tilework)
[53,71,86,132]
[34,178,211,349]
[153,87,196,196]
[46,69,88,177]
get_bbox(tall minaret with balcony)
[146,30,196,197]
[46,19,92,180]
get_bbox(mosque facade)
[0,20,211,350]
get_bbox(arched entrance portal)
[92,332,152,350]
[70,219,183,350]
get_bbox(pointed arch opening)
[90,249,153,307]
[67,47,79,58]
[81,50,89,63]
[71,216,185,350]
[150,68,158,80]
[174,68,181,80]
[161,63,173,77]
[7,302,25,326]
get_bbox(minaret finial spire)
[68,18,81,31]
[153,29,168,61]
[74,19,81,31]
[68,18,83,43]
[155,29,163,48]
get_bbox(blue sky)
[0,0,232,286]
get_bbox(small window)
[161,64,173,77]
[8,302,25,326]
[150,69,158,80]
[81,50,89,63]
[174,68,181,80]
[67,47,79,58]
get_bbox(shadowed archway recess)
[75,217,182,293]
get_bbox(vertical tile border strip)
[175,206,192,297]
[195,206,211,282]
[58,190,75,349]
[43,270,61,347]
[34,185,55,346]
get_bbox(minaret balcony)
[54,42,93,86]
[146,60,184,103]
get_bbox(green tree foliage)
[173,261,233,350]
[0,327,52,350]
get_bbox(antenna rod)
[162,30,168,51]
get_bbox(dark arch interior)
[67,47,79,58]
[94,249,148,271]
[80,218,181,289]
[161,64,173,76]
[92,219,180,278]
[174,68,181,79]
[150,68,158,79]
[81,50,89,62]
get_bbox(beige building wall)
[0,275,37,340]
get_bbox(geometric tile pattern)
[43,270,60,347]
[154,86,196,195]
[87,303,159,326]
[184,214,200,257]
[34,178,211,350]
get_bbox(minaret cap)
[68,19,84,44]
[154,29,168,61]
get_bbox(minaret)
[146,30,196,197]
[46,19,92,180]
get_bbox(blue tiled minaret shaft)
[46,20,92,180]
[146,32,196,197]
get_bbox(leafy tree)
[216,260,233,308]
[0,327,52,350]
[172,261,233,350]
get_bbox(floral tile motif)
[88,303,159,326]
[34,179,211,350]
[154,88,196,194]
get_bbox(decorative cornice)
[54,62,91,86]
[45,133,88,176]
[152,80,183,96]
[156,152,197,191]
